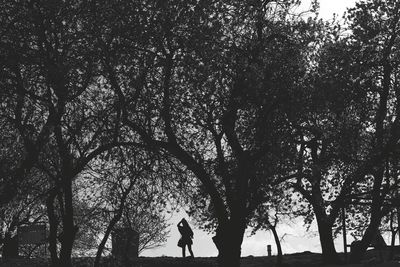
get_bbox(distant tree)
[249,186,293,267]
[87,147,175,267]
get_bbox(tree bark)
[297,177,340,264]
[349,171,386,263]
[213,218,246,267]
[390,229,396,260]
[93,180,133,267]
[2,233,18,259]
[398,208,400,246]
[348,222,380,263]
[59,178,77,267]
[315,214,340,264]
[94,218,119,267]
[268,222,283,266]
[46,189,60,266]
[349,205,383,263]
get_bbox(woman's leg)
[182,244,186,257]
[188,244,194,257]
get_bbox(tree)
[0,112,48,259]
[286,35,370,263]
[0,171,47,259]
[87,147,174,267]
[249,185,297,267]
[279,0,400,263]
[96,1,320,266]
[0,0,61,208]
[344,0,400,262]
[0,1,126,265]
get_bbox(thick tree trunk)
[315,215,340,264]
[59,178,77,267]
[213,219,246,267]
[297,168,340,264]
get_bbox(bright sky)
[142,0,359,258]
[303,0,357,20]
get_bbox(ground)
[1,251,400,267]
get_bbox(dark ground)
[1,251,400,267]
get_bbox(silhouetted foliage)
[3,0,400,266]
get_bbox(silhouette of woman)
[177,218,194,258]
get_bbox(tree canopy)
[2,0,400,266]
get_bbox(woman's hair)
[181,218,189,227]
[181,218,193,235]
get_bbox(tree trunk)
[389,211,397,260]
[349,207,383,263]
[398,208,400,246]
[46,190,60,266]
[297,169,340,264]
[93,207,123,267]
[390,229,396,260]
[213,219,246,267]
[315,215,340,264]
[2,233,18,259]
[59,178,77,267]
[94,179,134,267]
[349,170,385,264]
[268,222,283,266]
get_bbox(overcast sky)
[142,0,358,258]
[304,0,357,20]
